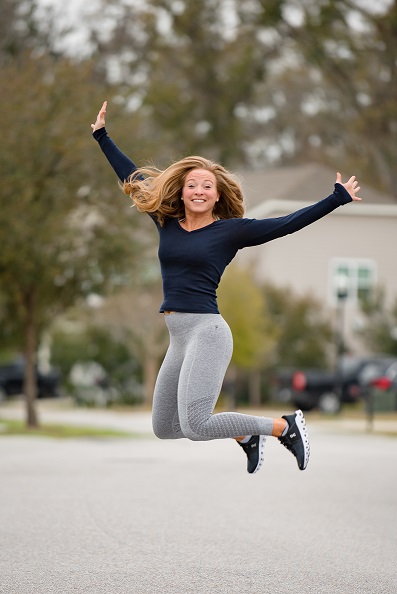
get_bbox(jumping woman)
[91,101,362,474]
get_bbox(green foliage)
[51,325,136,382]
[0,23,153,422]
[0,49,150,340]
[264,0,397,197]
[90,0,273,167]
[262,282,333,368]
[218,265,279,369]
[6,0,396,198]
[359,289,397,356]
[218,269,334,371]
[0,418,136,439]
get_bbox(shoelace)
[279,425,310,453]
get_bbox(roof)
[236,163,396,211]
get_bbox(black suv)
[0,361,60,401]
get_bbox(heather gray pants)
[152,313,274,441]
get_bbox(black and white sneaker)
[237,435,267,474]
[278,410,310,470]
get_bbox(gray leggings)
[152,313,274,441]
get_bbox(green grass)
[0,418,137,439]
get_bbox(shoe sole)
[252,435,267,474]
[295,409,310,470]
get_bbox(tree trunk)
[248,369,262,409]
[23,291,39,428]
[223,367,237,410]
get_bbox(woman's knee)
[152,413,183,440]
[152,418,172,440]
[179,419,208,442]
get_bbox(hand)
[336,172,362,201]
[91,100,107,132]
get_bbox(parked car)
[358,358,397,394]
[272,355,397,414]
[0,360,61,401]
[361,358,397,413]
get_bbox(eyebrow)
[186,177,215,184]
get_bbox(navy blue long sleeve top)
[93,127,352,314]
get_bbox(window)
[329,258,376,305]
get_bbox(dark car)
[272,355,397,414]
[0,361,60,401]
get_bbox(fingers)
[348,176,362,199]
[90,101,107,131]
[336,172,363,201]
[338,174,359,189]
[99,100,107,118]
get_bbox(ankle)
[272,418,288,437]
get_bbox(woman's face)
[181,169,219,217]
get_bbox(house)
[235,163,397,356]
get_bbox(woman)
[91,101,362,475]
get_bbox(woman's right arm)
[91,101,142,182]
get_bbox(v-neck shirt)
[93,128,352,313]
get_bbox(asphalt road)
[0,410,396,594]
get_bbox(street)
[0,407,396,594]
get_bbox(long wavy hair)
[121,156,245,226]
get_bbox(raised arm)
[235,175,362,249]
[91,101,141,182]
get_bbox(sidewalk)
[1,397,396,437]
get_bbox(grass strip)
[0,418,137,439]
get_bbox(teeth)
[193,199,204,203]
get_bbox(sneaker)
[237,435,267,474]
[278,409,310,470]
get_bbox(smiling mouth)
[192,199,205,203]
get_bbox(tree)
[218,265,278,406]
[359,289,397,356]
[0,50,149,426]
[262,283,334,369]
[51,324,134,387]
[12,0,397,199]
[85,0,285,168]
[250,0,397,197]
[0,0,39,62]
[90,281,169,407]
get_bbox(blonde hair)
[121,156,245,226]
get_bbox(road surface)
[0,408,396,593]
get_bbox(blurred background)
[1,0,397,427]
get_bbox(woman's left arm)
[235,173,362,248]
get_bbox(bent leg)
[178,316,274,440]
